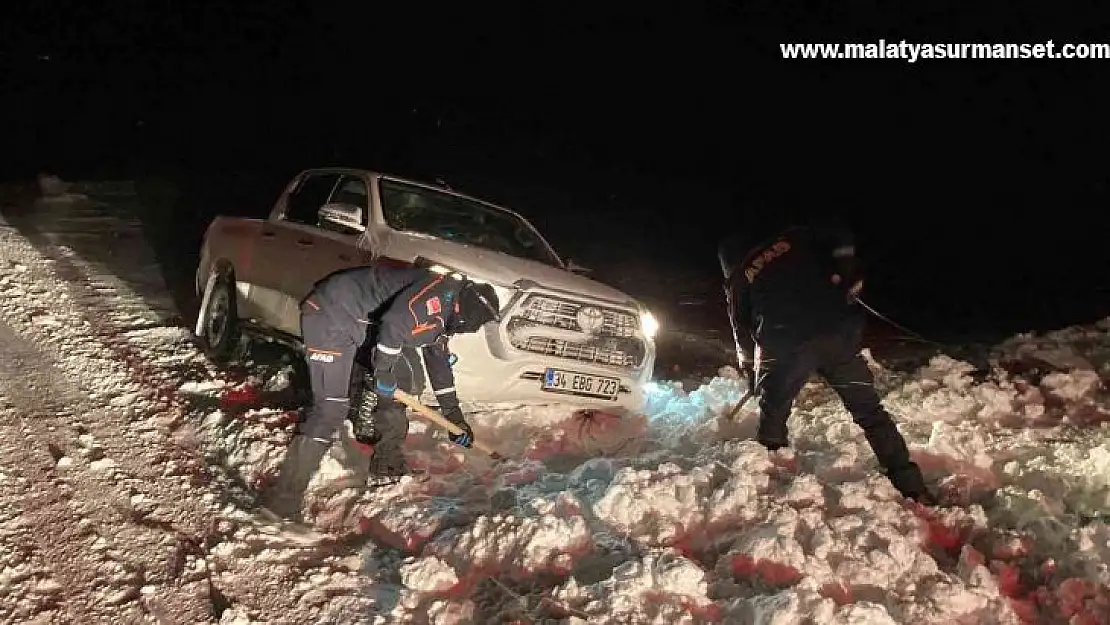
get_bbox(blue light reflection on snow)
[642,376,749,424]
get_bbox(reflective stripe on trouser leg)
[817,332,925,497]
[819,353,915,471]
[300,317,358,442]
[302,361,354,441]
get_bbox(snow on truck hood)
[380,230,640,307]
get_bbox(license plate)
[542,368,620,400]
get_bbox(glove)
[373,370,397,399]
[441,406,474,448]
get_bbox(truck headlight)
[640,310,660,339]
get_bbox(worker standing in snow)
[258,265,502,522]
[718,218,937,505]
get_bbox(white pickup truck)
[194,168,659,411]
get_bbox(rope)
[855,297,945,347]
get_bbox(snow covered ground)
[1,186,1109,624]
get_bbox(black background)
[3,1,1108,342]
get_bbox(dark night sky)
[2,1,1109,341]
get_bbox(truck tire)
[196,269,241,363]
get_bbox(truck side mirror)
[318,202,365,235]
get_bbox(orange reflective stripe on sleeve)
[408,276,446,336]
[411,322,439,337]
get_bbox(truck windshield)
[380,179,564,268]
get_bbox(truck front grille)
[506,294,647,369]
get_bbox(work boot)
[317,429,373,497]
[757,437,789,452]
[887,462,934,503]
[366,449,408,489]
[755,414,790,451]
[257,435,330,523]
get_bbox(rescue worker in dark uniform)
[719,219,937,505]
[259,264,501,521]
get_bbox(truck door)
[261,171,342,334]
[304,174,375,277]
[276,173,375,335]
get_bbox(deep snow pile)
[3,187,1109,624]
[197,332,1110,623]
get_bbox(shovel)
[392,389,505,460]
[724,369,761,421]
[723,388,755,421]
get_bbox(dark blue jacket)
[721,220,864,359]
[308,265,464,411]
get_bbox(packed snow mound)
[2,188,1108,623]
[192,316,1110,624]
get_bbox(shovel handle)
[725,388,755,421]
[392,389,503,459]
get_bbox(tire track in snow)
[0,322,103,621]
[0,202,257,620]
[0,197,375,623]
[0,214,220,621]
[0,322,186,623]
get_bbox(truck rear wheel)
[197,269,241,363]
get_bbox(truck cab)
[195,168,659,411]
